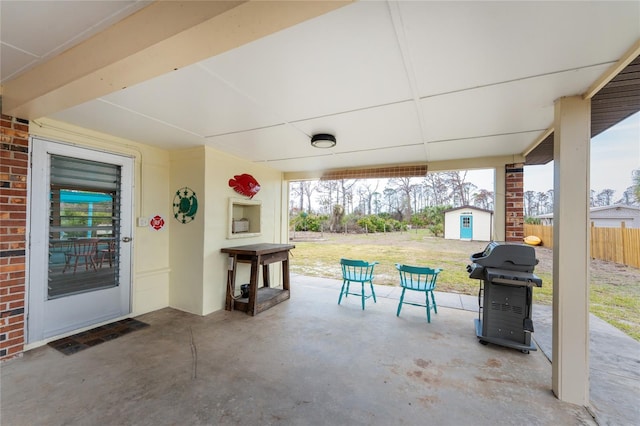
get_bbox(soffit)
[526,54,640,166]
[2,1,639,174]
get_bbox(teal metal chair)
[395,263,442,322]
[338,258,378,310]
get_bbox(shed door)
[28,139,133,343]
[460,215,473,240]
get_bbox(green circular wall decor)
[173,187,198,224]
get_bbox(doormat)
[48,318,149,355]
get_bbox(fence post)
[621,221,627,266]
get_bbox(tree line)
[290,168,640,233]
[290,171,493,220]
[524,168,640,216]
[289,171,492,235]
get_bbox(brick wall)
[1,114,29,360]
[505,163,524,242]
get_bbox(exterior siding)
[591,206,640,228]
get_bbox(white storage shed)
[444,206,493,241]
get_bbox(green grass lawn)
[288,229,640,341]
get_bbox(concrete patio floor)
[1,274,635,425]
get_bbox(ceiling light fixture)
[311,133,336,149]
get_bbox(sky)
[468,111,640,200]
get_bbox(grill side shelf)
[485,268,542,287]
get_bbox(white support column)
[552,96,590,405]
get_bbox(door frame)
[27,138,134,344]
[460,214,473,240]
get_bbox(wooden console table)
[221,243,295,316]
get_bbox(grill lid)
[470,242,538,272]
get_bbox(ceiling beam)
[2,0,352,119]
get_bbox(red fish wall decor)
[228,174,261,199]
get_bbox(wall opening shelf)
[228,198,261,239]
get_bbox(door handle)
[122,237,133,243]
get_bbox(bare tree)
[524,190,537,217]
[423,173,448,206]
[388,177,416,218]
[383,187,399,215]
[536,192,549,216]
[442,171,473,206]
[317,180,339,214]
[462,182,477,206]
[596,189,615,206]
[338,179,358,214]
[410,184,424,213]
[372,192,382,214]
[357,180,380,215]
[473,189,494,210]
[303,181,316,213]
[545,190,554,213]
[289,181,305,212]
[619,186,637,205]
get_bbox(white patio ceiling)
[1,1,639,174]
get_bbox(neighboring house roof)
[589,205,640,214]
[536,205,640,219]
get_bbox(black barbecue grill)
[467,242,542,353]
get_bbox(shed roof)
[443,205,494,215]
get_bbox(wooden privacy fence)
[524,223,640,268]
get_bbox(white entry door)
[28,138,133,343]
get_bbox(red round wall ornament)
[150,214,165,231]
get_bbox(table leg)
[262,263,270,288]
[282,255,290,291]
[248,258,259,316]
[225,255,237,311]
